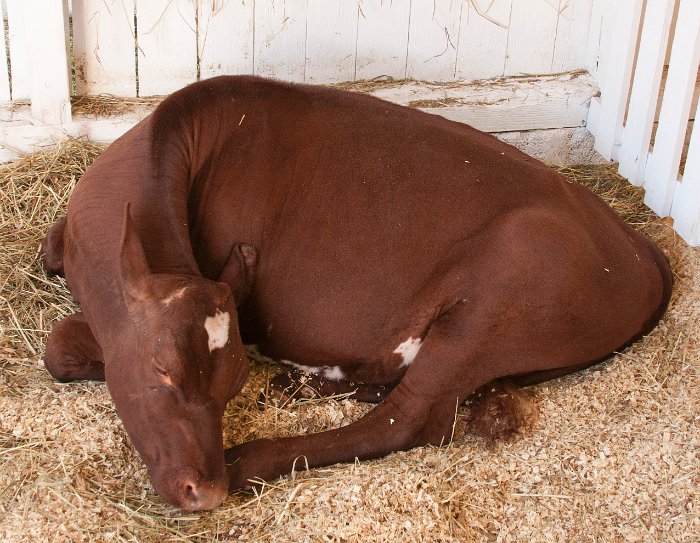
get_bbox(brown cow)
[41,76,672,511]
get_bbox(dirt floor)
[0,142,698,542]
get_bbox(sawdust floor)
[0,144,698,542]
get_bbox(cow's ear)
[119,203,151,304]
[217,243,258,306]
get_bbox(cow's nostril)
[179,477,228,511]
[184,482,197,500]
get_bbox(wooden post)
[5,0,31,100]
[0,2,10,101]
[644,0,700,216]
[24,0,72,124]
[592,0,644,160]
[617,0,675,186]
[671,99,700,246]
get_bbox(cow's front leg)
[44,312,104,382]
[225,303,498,489]
[226,388,460,489]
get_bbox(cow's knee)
[42,217,67,277]
[409,398,461,448]
[375,392,459,453]
[44,313,104,382]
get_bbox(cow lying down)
[41,76,672,511]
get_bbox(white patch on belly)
[204,310,230,352]
[162,287,187,305]
[393,337,422,367]
[322,366,345,381]
[279,360,346,381]
[281,360,322,375]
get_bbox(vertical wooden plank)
[584,0,608,79]
[199,0,255,78]
[24,0,71,124]
[406,0,462,81]
[644,0,700,216]
[254,0,307,82]
[355,0,411,80]
[5,0,30,99]
[618,0,675,185]
[0,2,10,100]
[504,0,559,75]
[305,0,357,83]
[553,0,594,71]
[592,0,643,159]
[671,111,700,246]
[137,0,197,96]
[72,0,137,96]
[551,0,573,71]
[455,0,512,81]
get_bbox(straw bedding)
[0,140,698,542]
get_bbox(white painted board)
[406,0,461,80]
[553,0,595,71]
[254,0,307,82]
[644,0,700,216]
[584,0,611,82]
[199,0,255,79]
[305,0,358,83]
[671,107,700,245]
[0,71,595,155]
[5,0,30,99]
[137,0,197,96]
[355,1,411,80]
[24,0,71,124]
[0,1,10,101]
[72,0,137,96]
[504,0,559,75]
[455,0,512,80]
[593,0,644,159]
[618,0,675,185]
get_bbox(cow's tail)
[466,379,539,440]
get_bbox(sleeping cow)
[41,76,672,511]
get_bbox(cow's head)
[107,207,249,510]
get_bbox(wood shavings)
[1,144,698,542]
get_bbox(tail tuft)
[467,379,538,440]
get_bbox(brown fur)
[41,76,672,511]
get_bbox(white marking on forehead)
[393,337,422,367]
[162,287,187,305]
[204,310,230,352]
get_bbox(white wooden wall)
[1,0,598,101]
[589,0,700,246]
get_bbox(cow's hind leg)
[225,300,510,489]
[224,209,658,488]
[44,312,104,382]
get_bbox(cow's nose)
[180,475,229,511]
